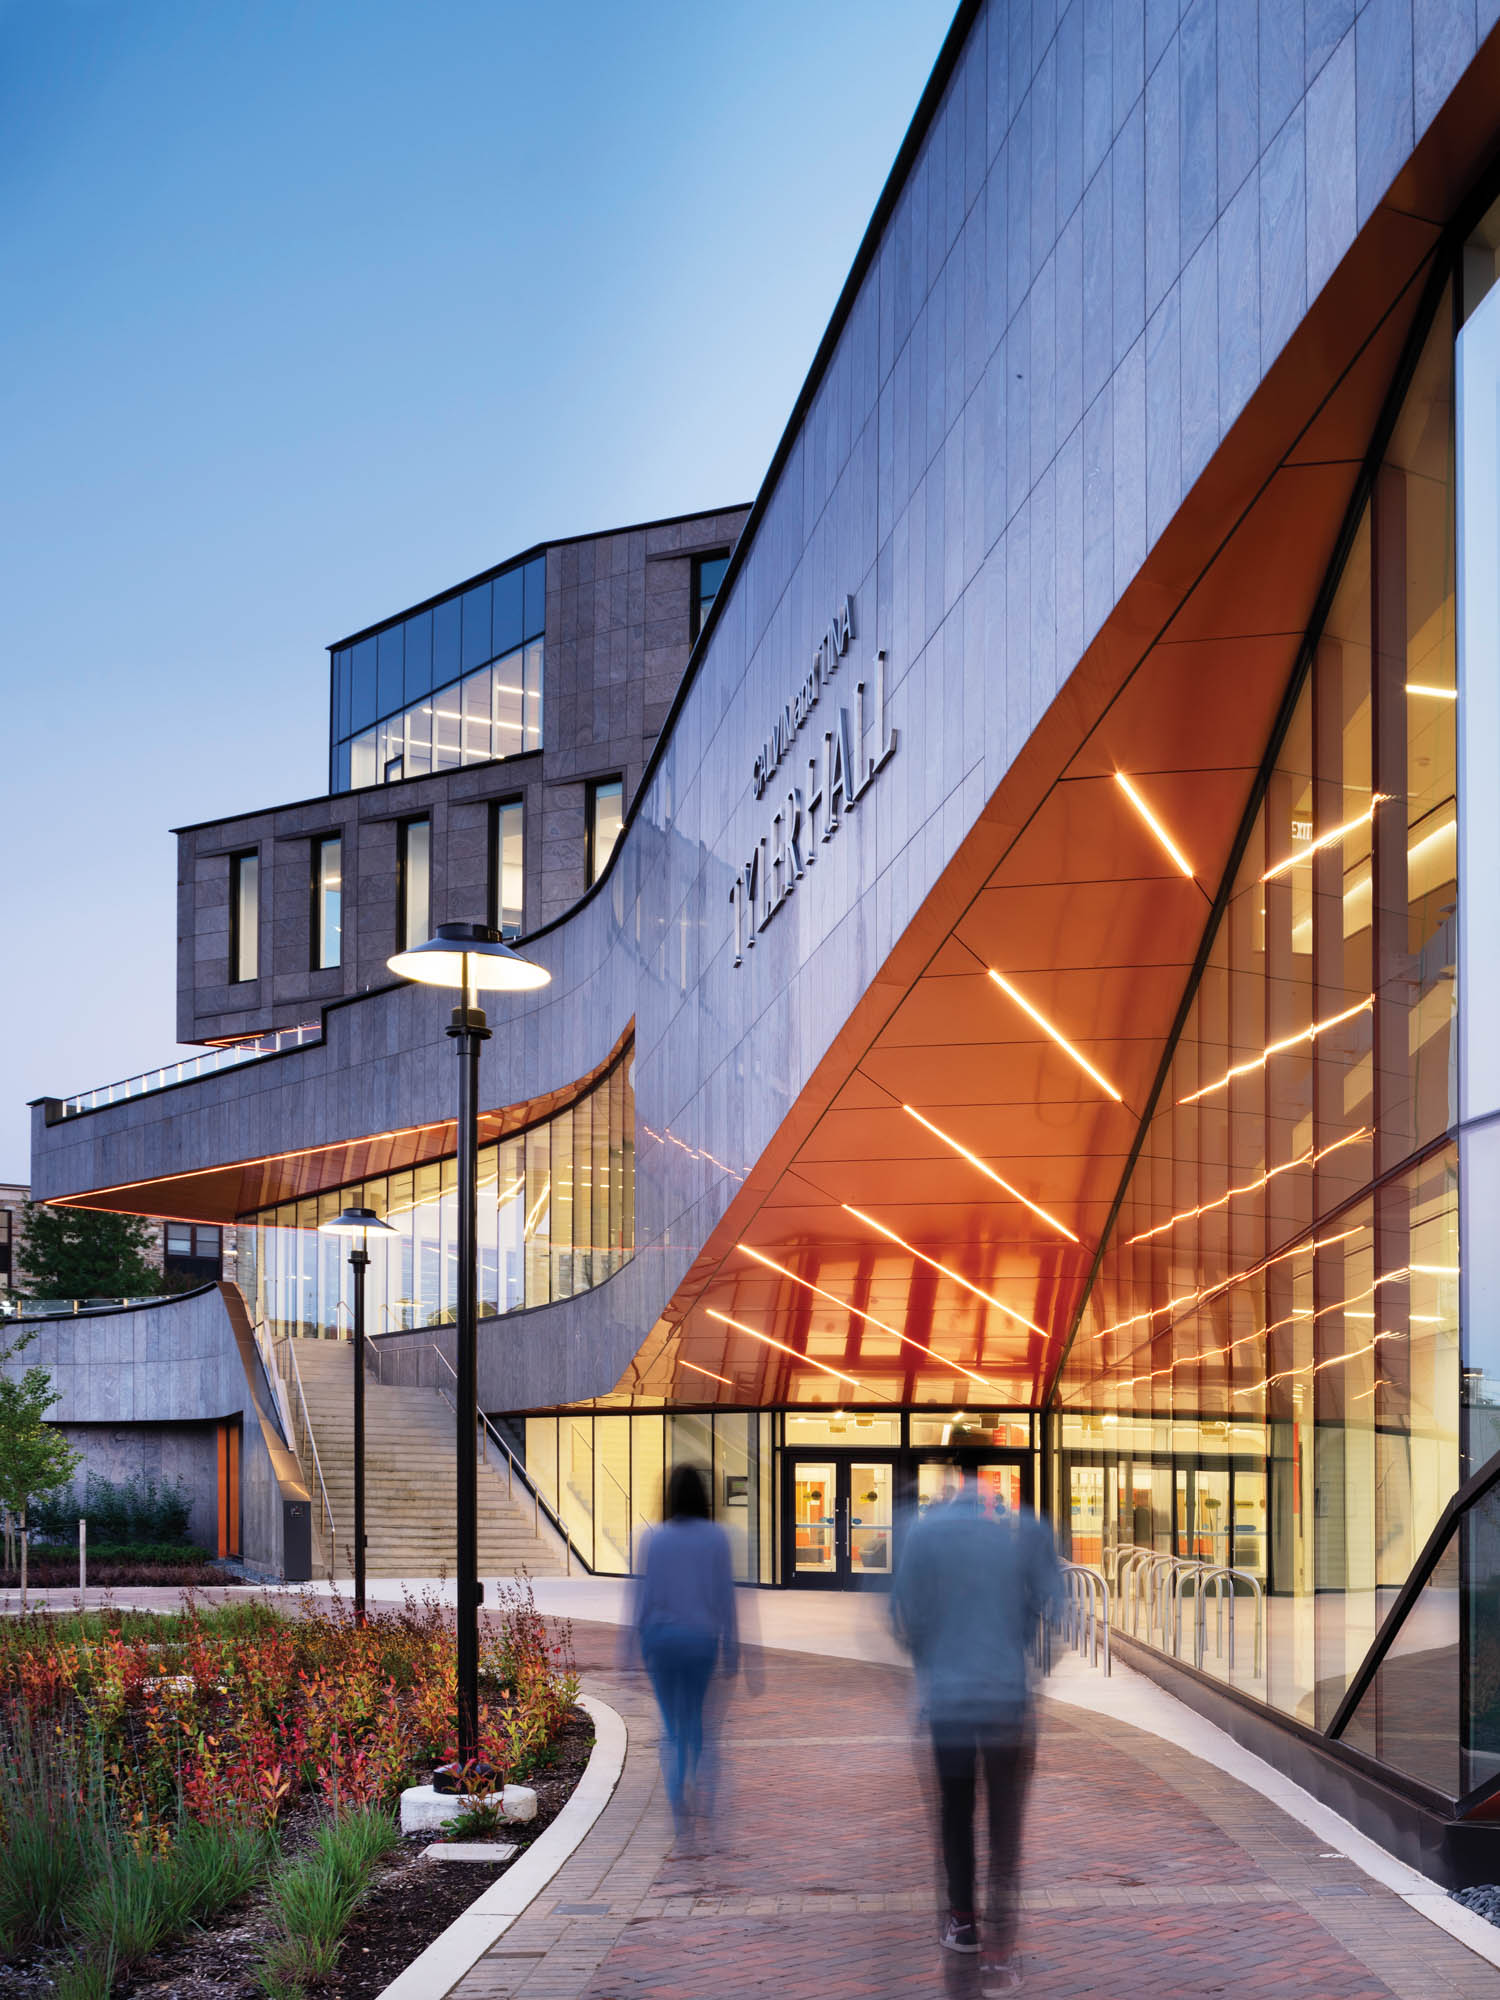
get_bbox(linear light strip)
[705,1308,889,1397]
[1262,796,1389,882]
[1177,998,1373,1105]
[1114,772,1195,877]
[840,1204,1047,1335]
[900,1105,1079,1241]
[678,1359,736,1388]
[738,1243,997,1387]
[1124,1128,1369,1246]
[1406,683,1457,699]
[986,972,1123,1102]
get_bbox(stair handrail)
[281,1336,337,1564]
[595,1456,650,1569]
[245,1313,296,1449]
[425,1345,574,1576]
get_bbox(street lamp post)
[318,1206,395,1626]
[387,920,550,1766]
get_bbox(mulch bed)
[0,1707,596,2000]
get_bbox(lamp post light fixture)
[318,1205,396,1626]
[386,920,550,1767]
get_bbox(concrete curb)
[377,1692,626,2000]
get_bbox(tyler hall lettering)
[730,596,898,967]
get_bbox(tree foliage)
[16,1201,161,1301]
[0,1327,81,1603]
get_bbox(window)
[229,851,259,983]
[397,817,431,952]
[690,551,730,640]
[489,798,524,938]
[587,778,624,886]
[312,836,342,970]
[333,556,546,791]
[164,1224,222,1281]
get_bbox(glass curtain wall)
[241,1044,634,1341]
[523,1410,775,1582]
[330,555,545,793]
[1054,290,1460,1739]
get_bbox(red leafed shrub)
[0,1575,575,1834]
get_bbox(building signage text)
[730,595,898,966]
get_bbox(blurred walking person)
[629,1463,739,1842]
[891,1456,1062,1996]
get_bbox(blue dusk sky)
[0,0,955,1184]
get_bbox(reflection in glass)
[230,851,258,983]
[491,799,524,938]
[1052,284,1462,1760]
[398,817,429,953]
[332,557,548,790]
[245,1044,634,1340]
[313,836,341,971]
[589,777,624,884]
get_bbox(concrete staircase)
[283,1338,566,1580]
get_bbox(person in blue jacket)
[629,1462,739,1841]
[891,1452,1062,1996]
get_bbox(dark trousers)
[930,1724,1033,1952]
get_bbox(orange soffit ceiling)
[631,225,1434,1415]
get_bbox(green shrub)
[30,1472,193,1547]
[66,1818,273,1991]
[53,1949,115,2000]
[256,1808,399,1999]
[27,1539,207,1566]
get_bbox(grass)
[0,1718,109,1952]
[256,1808,401,2000]
[0,1715,273,1987]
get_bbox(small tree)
[0,1329,81,1607]
[17,1200,161,1301]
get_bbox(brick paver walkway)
[449,1621,1499,2000]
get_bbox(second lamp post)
[387,920,550,1766]
[319,1205,395,1625]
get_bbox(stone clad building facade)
[24,0,1500,1882]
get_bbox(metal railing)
[247,1315,296,1449]
[278,1336,337,1565]
[1180,1561,1264,1677]
[426,1346,574,1575]
[58,1023,321,1117]
[1055,1561,1111,1673]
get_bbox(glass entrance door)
[786,1455,895,1587]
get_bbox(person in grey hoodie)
[628,1462,739,1840]
[890,1454,1062,1995]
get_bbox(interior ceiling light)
[1177,997,1373,1105]
[1262,797,1389,881]
[705,1307,888,1397]
[738,1243,998,1387]
[1125,1128,1368,1245]
[678,1358,736,1388]
[840,1205,1047,1335]
[900,1106,1079,1241]
[1113,772,1195,877]
[986,971,1122,1102]
[1406,683,1457,699]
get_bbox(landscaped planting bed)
[0,1583,587,1998]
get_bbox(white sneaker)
[939,1913,980,1953]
